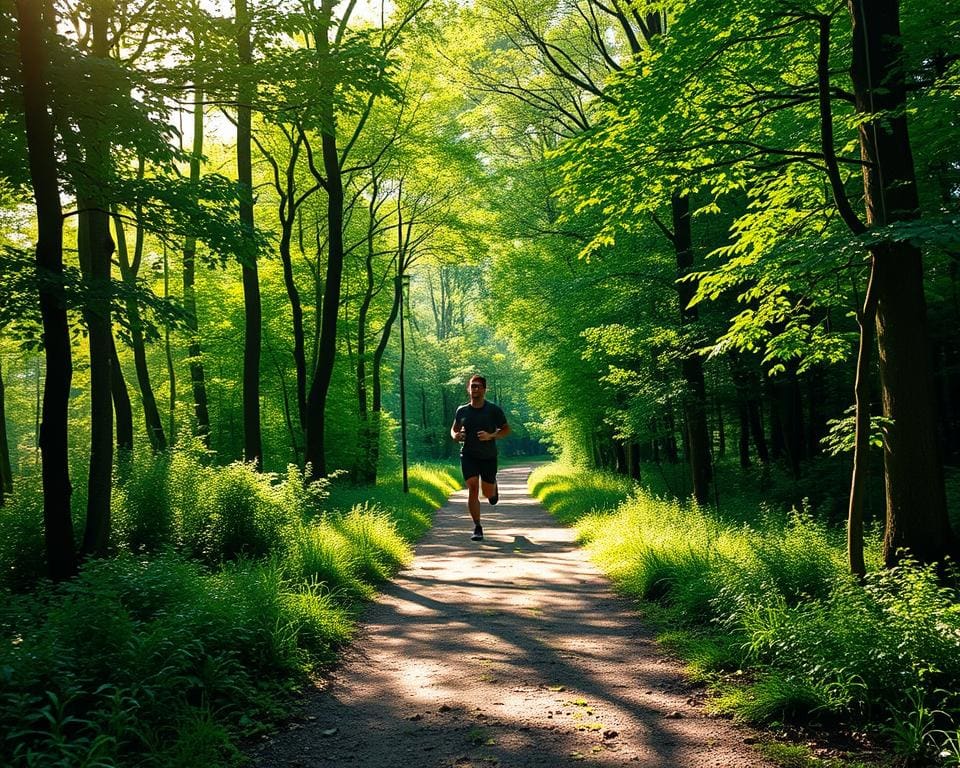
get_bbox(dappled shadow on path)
[252,465,770,768]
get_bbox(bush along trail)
[252,464,774,768]
[529,463,960,768]
[0,451,461,768]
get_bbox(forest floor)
[250,464,775,768]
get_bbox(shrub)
[331,503,411,585]
[196,462,291,563]
[0,553,356,768]
[283,518,373,602]
[531,461,960,735]
[113,449,173,554]
[0,471,46,590]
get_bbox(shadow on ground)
[252,465,769,768]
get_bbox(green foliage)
[0,554,350,768]
[821,406,895,458]
[528,463,633,525]
[531,463,960,742]
[0,452,459,767]
[0,470,46,591]
[328,504,411,585]
[198,462,290,562]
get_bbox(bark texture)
[848,0,955,565]
[16,0,77,579]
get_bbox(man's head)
[468,374,487,402]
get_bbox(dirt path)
[252,465,773,767]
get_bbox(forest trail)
[252,465,772,768]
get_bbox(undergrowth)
[0,450,460,768]
[530,462,960,766]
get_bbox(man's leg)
[480,459,499,505]
[466,475,482,525]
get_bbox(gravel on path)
[251,464,773,768]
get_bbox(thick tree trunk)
[77,202,114,558]
[672,193,712,504]
[627,441,641,481]
[236,0,262,469]
[78,4,114,558]
[614,440,627,476]
[16,0,77,579]
[848,0,955,565]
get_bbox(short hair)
[468,374,487,388]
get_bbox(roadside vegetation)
[0,449,460,768]
[530,462,960,767]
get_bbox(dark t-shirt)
[455,401,507,460]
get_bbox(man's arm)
[451,418,465,442]
[478,421,510,442]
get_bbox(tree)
[235,0,262,469]
[14,0,77,580]
[848,0,955,566]
[113,174,167,451]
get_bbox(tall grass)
[530,462,960,761]
[0,453,460,768]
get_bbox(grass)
[529,461,960,765]
[0,452,461,768]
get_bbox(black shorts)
[461,455,498,484]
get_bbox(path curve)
[253,465,773,767]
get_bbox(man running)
[451,374,511,541]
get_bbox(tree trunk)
[183,48,210,445]
[672,193,712,504]
[305,1,345,481]
[279,223,307,433]
[369,269,402,479]
[0,359,13,501]
[848,0,955,565]
[77,3,114,559]
[110,337,133,453]
[77,201,114,558]
[738,402,752,468]
[236,0,262,469]
[614,440,627,476]
[767,376,784,461]
[115,206,166,450]
[164,245,177,443]
[352,191,378,483]
[628,441,641,481]
[749,398,769,463]
[847,264,879,578]
[17,0,77,578]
